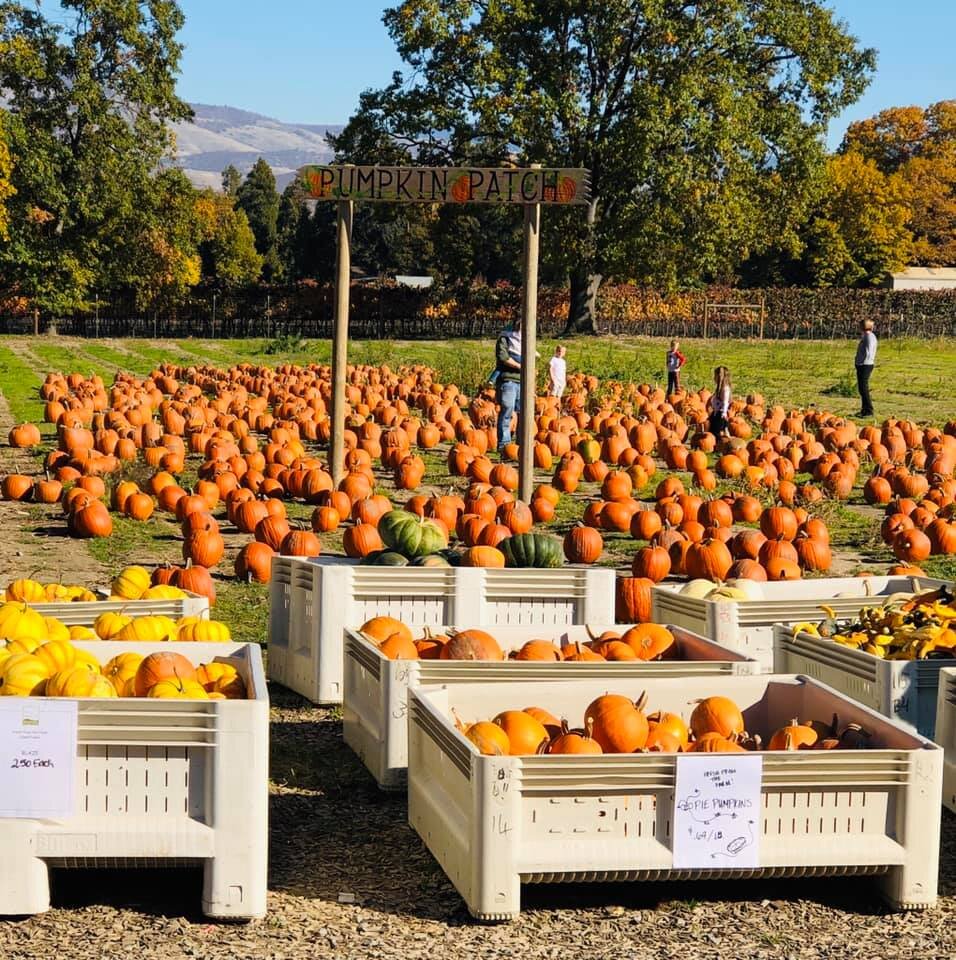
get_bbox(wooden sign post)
[297,163,590,496]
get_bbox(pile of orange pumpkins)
[360,616,678,662]
[455,693,871,756]
[2,362,955,594]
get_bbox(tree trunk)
[562,193,601,335]
[565,269,603,334]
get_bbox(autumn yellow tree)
[0,114,14,239]
[843,101,956,265]
[802,152,913,286]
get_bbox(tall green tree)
[221,164,242,198]
[0,0,191,316]
[235,158,280,280]
[276,183,336,283]
[123,169,202,313]
[335,1,874,328]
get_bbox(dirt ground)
[0,683,953,960]
[0,392,108,587]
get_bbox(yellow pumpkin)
[0,602,47,642]
[102,653,144,694]
[195,661,238,690]
[111,565,151,600]
[5,578,46,602]
[68,625,97,640]
[177,620,231,643]
[212,674,245,699]
[94,611,132,640]
[65,586,97,602]
[147,678,209,699]
[33,640,77,674]
[115,615,178,643]
[0,645,11,669]
[140,584,187,600]
[0,654,50,696]
[43,617,70,642]
[3,636,41,657]
[43,582,71,601]
[48,666,116,698]
[71,648,102,674]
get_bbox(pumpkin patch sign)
[298,165,590,205]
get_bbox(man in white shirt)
[547,345,567,398]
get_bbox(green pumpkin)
[378,510,449,559]
[499,533,564,568]
[410,554,451,567]
[361,550,409,566]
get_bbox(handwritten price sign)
[0,700,77,819]
[672,754,762,869]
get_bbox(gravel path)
[1,684,954,960]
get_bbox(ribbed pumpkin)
[684,537,733,582]
[111,565,151,600]
[441,629,503,661]
[500,533,563,568]
[235,542,275,583]
[0,654,50,696]
[631,545,670,582]
[615,576,653,623]
[378,510,448,558]
[585,694,649,753]
[563,524,603,564]
[134,652,197,697]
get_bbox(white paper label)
[672,753,762,869]
[0,699,77,819]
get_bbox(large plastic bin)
[344,624,759,790]
[774,624,956,739]
[23,591,210,626]
[935,668,956,813]
[268,559,616,703]
[408,674,941,920]
[0,641,269,920]
[651,576,947,672]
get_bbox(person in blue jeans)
[494,323,522,449]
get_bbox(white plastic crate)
[651,577,948,673]
[268,559,616,704]
[0,640,269,920]
[774,624,955,739]
[935,668,956,813]
[408,674,941,920]
[23,591,210,627]
[344,624,759,790]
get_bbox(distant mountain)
[170,103,343,191]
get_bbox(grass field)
[1,333,953,423]
[0,331,954,642]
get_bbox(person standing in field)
[708,365,733,438]
[547,345,567,398]
[855,318,877,418]
[494,322,522,449]
[665,339,686,395]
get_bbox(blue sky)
[52,1,956,145]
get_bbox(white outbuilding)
[888,267,956,290]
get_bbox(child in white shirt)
[547,345,567,398]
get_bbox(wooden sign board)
[298,165,590,205]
